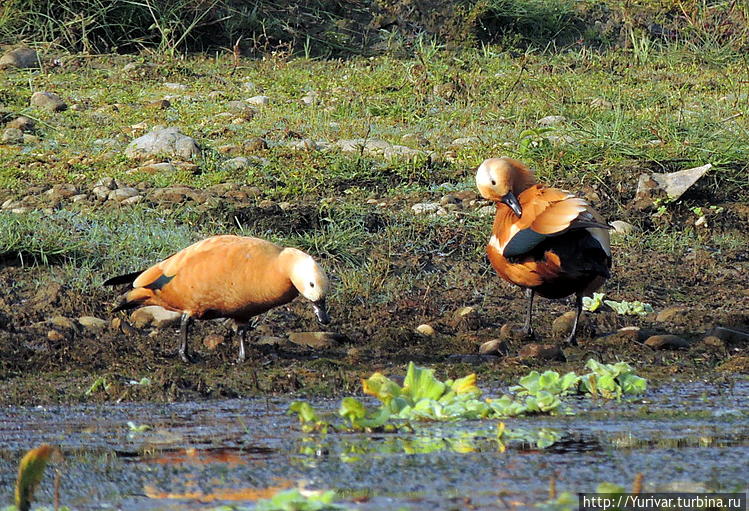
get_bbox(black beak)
[312,299,330,325]
[501,191,522,217]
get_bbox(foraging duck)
[475,157,611,345]
[104,235,330,363]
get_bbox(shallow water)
[1,380,748,510]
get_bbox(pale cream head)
[284,248,329,302]
[475,157,537,200]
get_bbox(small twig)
[719,112,743,123]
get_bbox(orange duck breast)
[476,157,612,345]
[104,235,330,363]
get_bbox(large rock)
[0,48,39,70]
[125,127,200,160]
[30,92,67,112]
[634,164,712,209]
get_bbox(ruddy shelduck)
[476,157,611,345]
[104,235,330,363]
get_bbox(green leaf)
[402,362,446,402]
[16,445,57,511]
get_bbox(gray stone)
[0,47,39,69]
[451,136,480,147]
[30,91,67,112]
[1,128,23,144]
[6,116,35,131]
[130,306,182,329]
[634,164,712,208]
[108,187,139,201]
[121,195,143,205]
[590,98,613,109]
[222,157,251,170]
[246,95,270,105]
[287,138,318,151]
[610,220,635,235]
[125,127,200,160]
[46,184,78,200]
[92,186,111,200]
[94,177,117,189]
[163,82,188,90]
[537,115,566,126]
[78,316,108,331]
[411,202,441,215]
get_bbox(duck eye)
[491,180,496,185]
[310,282,315,287]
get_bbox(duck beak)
[501,192,522,217]
[312,299,330,325]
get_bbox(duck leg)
[563,293,583,347]
[521,288,535,338]
[236,324,248,364]
[179,313,194,363]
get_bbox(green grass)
[0,40,747,308]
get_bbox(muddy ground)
[0,181,747,406]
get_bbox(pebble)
[222,157,251,170]
[609,220,635,235]
[30,91,67,112]
[46,184,78,200]
[518,343,565,361]
[655,306,690,323]
[78,316,108,331]
[125,127,200,160]
[287,331,344,349]
[1,128,23,144]
[479,339,508,356]
[551,311,591,339]
[108,187,139,201]
[121,195,143,205]
[451,306,481,331]
[148,99,171,109]
[129,306,182,329]
[644,334,692,350]
[537,115,566,126]
[411,202,441,215]
[47,330,65,342]
[0,47,39,69]
[163,82,188,90]
[6,116,35,131]
[244,137,268,152]
[203,334,224,350]
[246,95,270,106]
[415,324,436,336]
[50,316,75,330]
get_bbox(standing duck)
[104,235,330,363]
[475,157,611,345]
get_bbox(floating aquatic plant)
[580,359,647,399]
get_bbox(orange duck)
[475,157,611,345]
[104,235,330,363]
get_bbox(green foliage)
[583,293,654,316]
[580,360,647,399]
[254,489,344,511]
